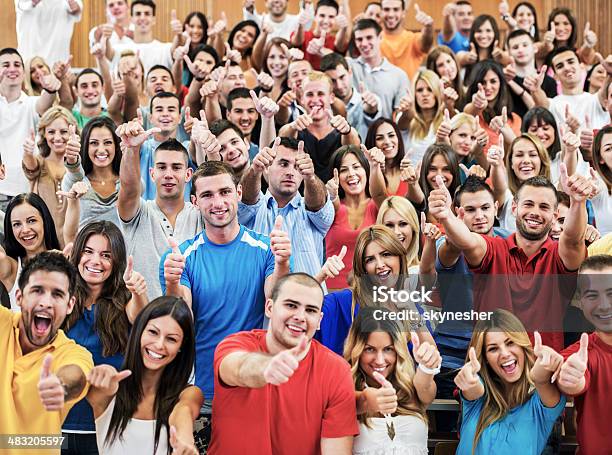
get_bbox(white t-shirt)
[112,40,173,74]
[0,92,39,196]
[353,414,428,455]
[549,149,591,187]
[498,189,517,233]
[549,92,610,131]
[590,176,612,236]
[15,0,82,64]
[243,9,301,41]
[88,24,135,50]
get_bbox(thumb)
[171,9,177,21]
[137,107,144,125]
[168,236,180,254]
[470,42,476,53]
[533,331,542,353]
[290,335,308,357]
[320,30,327,42]
[41,354,53,379]
[185,106,191,121]
[372,370,392,388]
[29,128,36,142]
[459,163,470,175]
[468,347,480,373]
[501,106,507,123]
[333,167,339,182]
[249,89,260,105]
[115,369,132,382]
[62,242,74,258]
[444,108,450,122]
[411,331,420,352]
[358,81,366,94]
[145,127,162,137]
[273,215,283,231]
[221,11,227,21]
[124,255,134,279]
[585,114,591,129]
[578,332,589,361]
[584,21,590,33]
[420,211,426,232]
[298,140,304,154]
[225,42,232,53]
[435,174,446,190]
[170,425,178,448]
[183,54,194,68]
[565,103,570,119]
[494,39,499,48]
[589,166,598,181]
[559,162,569,184]
[337,245,347,260]
[414,3,421,13]
[68,124,76,138]
[477,82,484,93]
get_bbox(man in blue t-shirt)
[434,176,509,431]
[160,161,292,451]
[437,1,473,53]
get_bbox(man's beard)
[516,216,551,241]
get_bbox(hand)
[580,115,594,151]
[474,117,489,148]
[170,9,183,35]
[281,43,304,62]
[295,141,315,179]
[400,157,418,185]
[595,52,612,76]
[442,2,457,17]
[270,216,291,265]
[335,13,349,30]
[250,90,279,119]
[243,0,255,11]
[562,104,580,134]
[208,12,228,37]
[560,124,580,153]
[98,23,114,41]
[263,335,308,385]
[23,129,36,156]
[254,70,275,92]
[261,18,274,34]
[498,0,510,16]
[328,109,351,135]
[111,74,126,98]
[290,112,313,132]
[326,168,340,201]
[169,425,198,455]
[199,79,219,100]
[503,58,517,82]
[65,122,81,164]
[359,82,379,114]
[543,23,555,45]
[183,54,209,80]
[57,181,89,200]
[397,93,413,113]
[90,35,108,60]
[40,73,61,93]
[491,40,504,61]
[454,347,481,391]
[224,42,242,65]
[414,3,433,27]
[123,255,147,297]
[436,109,452,142]
[115,118,160,148]
[584,224,601,244]
[192,114,221,162]
[38,355,67,411]
[298,6,314,26]
[420,212,442,243]
[558,333,588,389]
[459,163,487,180]
[489,106,508,133]
[163,237,185,286]
[530,331,563,384]
[277,90,297,108]
[583,22,597,48]
[52,55,72,80]
[443,86,459,105]
[306,31,327,57]
[428,175,453,221]
[173,36,191,61]
[87,364,132,396]
[466,43,478,65]
[319,245,347,281]
[486,133,505,167]
[252,137,279,173]
[411,331,442,370]
[559,162,597,203]
[362,144,385,169]
[364,371,398,414]
[472,83,488,111]
[523,65,546,92]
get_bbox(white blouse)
[353,414,429,455]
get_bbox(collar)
[356,56,390,72]
[507,232,554,253]
[264,191,302,209]
[347,89,361,108]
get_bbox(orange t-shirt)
[479,112,522,154]
[380,30,426,80]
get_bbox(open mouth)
[95,152,109,161]
[20,233,37,245]
[500,359,518,375]
[85,265,103,275]
[210,209,228,217]
[286,323,306,335]
[346,178,361,189]
[145,348,166,361]
[239,120,252,128]
[161,183,176,191]
[524,218,542,228]
[32,313,52,337]
[377,270,392,281]
[593,313,612,321]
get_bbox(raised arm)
[558,333,588,396]
[419,213,442,289]
[168,386,204,455]
[414,4,434,54]
[263,216,292,298]
[36,74,61,116]
[241,138,278,204]
[558,163,589,271]
[454,347,485,401]
[162,237,193,309]
[123,256,149,323]
[38,354,89,414]
[362,145,387,208]
[297,141,327,211]
[524,65,549,109]
[410,332,440,406]
[86,364,131,418]
[486,135,509,209]
[440,3,457,42]
[529,331,563,407]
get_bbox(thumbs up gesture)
[399,155,419,185]
[580,115,594,152]
[558,333,588,391]
[252,137,279,173]
[436,109,452,143]
[115,119,161,148]
[530,331,564,384]
[163,237,185,287]
[466,42,478,64]
[170,9,183,35]
[87,364,132,396]
[486,133,505,167]
[363,371,398,415]
[169,425,198,455]
[326,168,340,201]
[23,129,36,157]
[583,22,597,48]
[489,106,508,134]
[564,104,580,135]
[472,83,488,111]
[270,216,291,266]
[414,3,433,27]
[454,347,481,391]
[523,65,546,93]
[263,335,309,385]
[420,212,442,243]
[295,140,315,179]
[307,31,327,57]
[123,255,147,297]
[559,162,597,203]
[359,82,379,115]
[38,354,66,411]
[411,331,442,371]
[64,124,81,165]
[250,90,279,119]
[316,245,347,283]
[427,175,453,221]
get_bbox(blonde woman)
[315,225,435,355]
[22,106,78,246]
[455,309,565,454]
[396,69,446,163]
[345,307,440,454]
[487,133,551,231]
[24,56,52,96]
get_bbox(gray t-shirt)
[120,199,203,300]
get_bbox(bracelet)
[64,157,80,168]
[194,76,206,82]
[519,89,526,96]
[418,363,441,376]
[43,88,59,94]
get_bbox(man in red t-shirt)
[429,168,594,351]
[559,255,612,455]
[209,273,358,455]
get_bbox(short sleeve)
[213,332,261,386]
[320,357,359,438]
[306,197,335,235]
[469,234,497,273]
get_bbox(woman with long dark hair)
[88,296,202,454]
[0,193,60,310]
[540,8,597,65]
[426,46,465,110]
[589,126,612,235]
[60,116,122,245]
[365,118,407,196]
[61,221,148,454]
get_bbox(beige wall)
[0,0,610,68]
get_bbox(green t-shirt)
[71,108,109,130]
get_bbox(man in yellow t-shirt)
[0,252,93,455]
[588,233,612,256]
[380,0,435,80]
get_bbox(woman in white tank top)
[0,193,61,311]
[344,307,442,455]
[87,297,202,454]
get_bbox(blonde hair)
[24,56,51,96]
[376,196,419,267]
[36,106,78,158]
[409,69,445,141]
[304,70,333,92]
[505,134,551,194]
[468,309,535,452]
[344,307,427,426]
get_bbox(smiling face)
[599,133,612,172]
[426,153,453,189]
[484,331,526,384]
[141,315,184,371]
[11,202,46,256]
[375,122,399,161]
[78,234,113,287]
[150,96,180,135]
[192,173,241,229]
[474,19,495,50]
[87,126,116,169]
[508,34,534,66]
[552,13,571,42]
[77,73,103,108]
[359,331,397,380]
[381,0,404,32]
[459,190,497,235]
[550,202,568,241]
[435,53,458,81]
[455,3,474,33]
[481,69,500,101]
[30,59,50,86]
[324,64,352,101]
[510,138,541,181]
[515,5,535,31]
[232,25,257,52]
[187,15,205,44]
[579,268,612,332]
[265,280,323,351]
[551,50,581,88]
[267,145,303,199]
[287,60,312,96]
[381,208,414,250]
[526,119,555,149]
[315,5,338,34]
[364,240,401,287]
[0,53,25,88]
[512,185,557,241]
[338,153,367,197]
[266,44,289,79]
[17,270,74,352]
[150,149,191,200]
[107,0,129,21]
[220,66,247,99]
[301,79,334,121]
[44,117,70,157]
[354,27,382,61]
[217,128,249,173]
[131,3,155,34]
[146,68,173,96]
[227,97,258,136]
[450,122,476,156]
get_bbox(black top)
[298,128,342,184]
[510,74,558,119]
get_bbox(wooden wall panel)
[0,0,609,69]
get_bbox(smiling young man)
[437,1,473,53]
[430,172,593,351]
[72,69,110,129]
[244,0,301,41]
[226,88,260,159]
[0,252,93,449]
[161,161,292,452]
[208,119,252,181]
[209,273,357,454]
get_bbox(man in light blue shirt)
[437,1,473,53]
[239,136,333,281]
